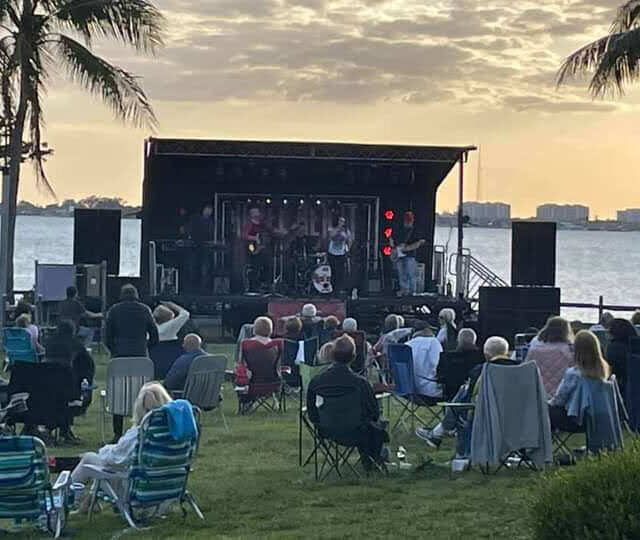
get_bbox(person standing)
[243,208,275,292]
[327,216,352,295]
[392,212,425,296]
[186,203,215,294]
[105,284,159,442]
[58,286,102,347]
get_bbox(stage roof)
[147,138,476,164]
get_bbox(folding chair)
[86,405,203,530]
[100,357,154,443]
[313,387,387,481]
[174,354,228,431]
[551,428,584,464]
[149,340,183,380]
[298,362,331,466]
[436,349,485,400]
[388,344,442,432]
[238,340,283,415]
[3,327,38,368]
[0,436,73,538]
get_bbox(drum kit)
[290,236,334,295]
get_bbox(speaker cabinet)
[511,221,557,287]
[73,209,121,275]
[479,286,561,345]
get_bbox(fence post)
[598,295,604,322]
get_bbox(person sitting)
[632,310,640,333]
[105,284,159,442]
[437,328,485,400]
[525,316,574,397]
[153,301,190,342]
[282,316,304,341]
[437,308,458,352]
[320,316,340,345]
[15,313,44,354]
[589,311,615,334]
[165,334,206,392]
[307,334,389,469]
[70,382,172,513]
[416,336,514,451]
[299,303,322,339]
[548,330,610,433]
[606,318,638,397]
[372,314,413,367]
[406,321,444,401]
[342,318,358,332]
[58,286,102,347]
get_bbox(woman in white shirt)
[153,301,190,342]
[71,382,172,512]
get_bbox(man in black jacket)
[307,334,388,468]
[105,284,159,441]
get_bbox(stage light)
[383,227,393,239]
[382,246,393,257]
[316,199,321,206]
[266,198,272,205]
[384,210,394,220]
[283,198,288,205]
[299,199,305,205]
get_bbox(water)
[11,216,640,321]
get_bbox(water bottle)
[81,379,89,392]
[351,288,358,300]
[446,281,453,297]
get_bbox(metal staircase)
[448,249,508,307]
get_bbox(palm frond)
[613,1,640,32]
[52,33,157,128]
[557,28,640,96]
[53,0,165,52]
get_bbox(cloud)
[502,94,618,112]
[94,0,624,113]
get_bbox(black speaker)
[479,286,561,345]
[511,221,557,286]
[73,209,121,275]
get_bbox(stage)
[151,292,471,336]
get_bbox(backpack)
[234,363,251,386]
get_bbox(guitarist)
[243,208,275,292]
[391,211,425,296]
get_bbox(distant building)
[617,209,640,223]
[536,204,589,223]
[462,201,511,222]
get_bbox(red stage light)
[382,246,393,256]
[384,210,394,220]
[383,227,393,239]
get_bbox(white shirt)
[158,308,190,342]
[437,327,447,345]
[407,336,443,398]
[97,426,139,466]
[328,228,352,256]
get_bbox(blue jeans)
[396,256,417,294]
[440,384,473,458]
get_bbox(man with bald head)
[165,333,205,391]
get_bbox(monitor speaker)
[73,209,121,275]
[479,286,561,345]
[511,221,557,287]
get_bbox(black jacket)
[607,339,630,394]
[307,363,379,426]
[105,299,159,358]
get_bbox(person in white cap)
[299,303,321,339]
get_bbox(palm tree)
[558,1,640,96]
[0,0,165,296]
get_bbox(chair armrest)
[171,390,185,399]
[52,470,72,491]
[437,402,476,410]
[83,464,128,480]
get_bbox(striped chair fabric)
[127,408,197,507]
[105,358,154,417]
[0,436,49,519]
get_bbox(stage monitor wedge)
[512,221,557,287]
[73,209,121,275]
[479,286,561,345]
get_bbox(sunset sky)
[20,0,640,218]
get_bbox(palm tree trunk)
[4,69,28,299]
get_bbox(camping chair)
[313,386,386,481]
[3,327,39,368]
[470,362,552,474]
[173,354,228,431]
[100,357,154,444]
[298,362,332,466]
[238,342,283,415]
[8,363,76,443]
[281,338,319,396]
[388,344,442,432]
[149,340,183,380]
[0,436,73,538]
[436,349,485,400]
[86,405,203,529]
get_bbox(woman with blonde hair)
[548,330,610,432]
[70,382,172,511]
[526,316,575,396]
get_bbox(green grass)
[7,344,538,539]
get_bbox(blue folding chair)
[2,327,38,367]
[388,344,442,432]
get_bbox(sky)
[18,0,640,218]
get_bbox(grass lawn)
[5,343,541,539]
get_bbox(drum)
[311,264,333,294]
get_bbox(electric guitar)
[390,237,426,263]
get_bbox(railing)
[562,296,640,321]
[449,250,508,306]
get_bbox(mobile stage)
[141,138,476,333]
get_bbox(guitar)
[390,237,426,263]
[247,221,305,255]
